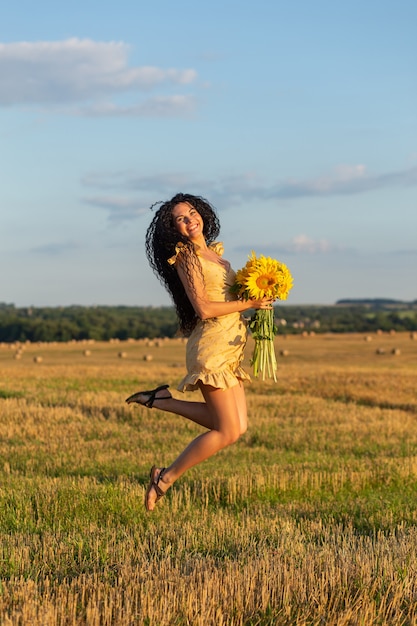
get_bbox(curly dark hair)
[145,193,220,336]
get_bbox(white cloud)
[77,95,197,117]
[236,235,343,257]
[286,234,334,254]
[0,38,197,115]
[267,164,417,198]
[80,163,417,220]
[31,241,81,256]
[83,195,148,222]
[289,235,330,254]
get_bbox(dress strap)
[168,241,224,265]
[167,242,187,266]
[208,242,224,257]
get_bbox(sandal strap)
[126,384,169,408]
[144,385,170,408]
[153,467,167,500]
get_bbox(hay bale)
[391,348,401,356]
[118,351,127,359]
[33,356,43,363]
[143,354,153,362]
[83,350,91,357]
[280,349,290,357]
[364,336,372,342]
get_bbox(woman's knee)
[222,426,243,446]
[221,415,247,443]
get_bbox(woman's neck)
[189,234,207,250]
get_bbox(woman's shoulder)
[168,241,224,266]
[167,242,192,266]
[208,242,224,257]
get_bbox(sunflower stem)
[249,308,278,382]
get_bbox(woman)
[126,193,274,511]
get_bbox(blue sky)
[1,0,416,307]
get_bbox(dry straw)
[0,333,416,624]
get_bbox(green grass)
[0,334,417,624]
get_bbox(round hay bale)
[375,348,385,355]
[83,350,91,357]
[143,354,153,362]
[14,353,22,360]
[118,351,127,359]
[391,348,401,356]
[33,356,43,363]
[280,349,290,357]
[364,335,372,342]
[410,332,417,340]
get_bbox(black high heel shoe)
[125,384,170,408]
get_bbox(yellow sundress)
[169,242,251,392]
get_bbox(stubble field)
[0,331,417,625]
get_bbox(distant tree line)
[273,301,417,334]
[0,304,178,343]
[0,300,416,343]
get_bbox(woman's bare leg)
[151,394,214,429]
[146,382,248,511]
[132,380,247,431]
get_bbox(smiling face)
[172,201,204,242]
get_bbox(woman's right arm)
[176,262,273,320]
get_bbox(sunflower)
[235,252,293,301]
[231,251,294,381]
[275,263,294,301]
[245,256,281,299]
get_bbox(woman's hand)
[248,297,275,310]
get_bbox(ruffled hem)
[177,365,251,392]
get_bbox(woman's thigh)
[232,381,248,434]
[199,381,248,436]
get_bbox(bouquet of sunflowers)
[231,252,293,381]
